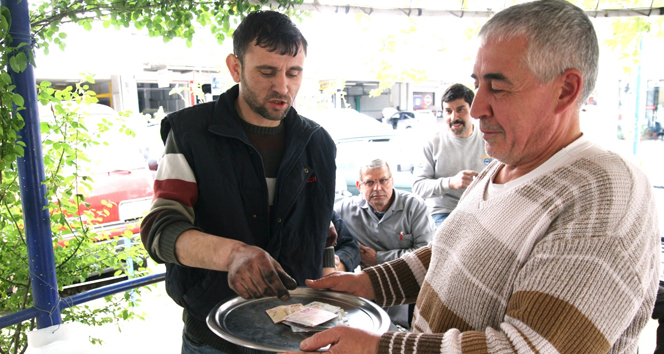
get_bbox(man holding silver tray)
[283,1,659,353]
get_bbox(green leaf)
[222,16,230,32]
[14,144,24,156]
[0,19,8,33]
[102,20,110,29]
[12,94,24,107]
[8,56,21,73]
[0,73,11,85]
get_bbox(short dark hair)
[441,84,474,107]
[233,10,308,64]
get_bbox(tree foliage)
[605,16,664,75]
[0,74,151,353]
[29,0,304,54]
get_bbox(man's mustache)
[450,120,465,127]
[266,92,291,103]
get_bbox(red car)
[40,103,156,291]
[41,103,156,242]
[78,142,155,242]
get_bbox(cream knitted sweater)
[366,152,659,354]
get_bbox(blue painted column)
[4,0,62,328]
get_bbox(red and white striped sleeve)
[140,131,201,264]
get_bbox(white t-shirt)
[485,135,606,200]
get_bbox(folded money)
[281,307,338,327]
[284,314,346,333]
[305,301,342,314]
[265,303,305,324]
[266,301,349,332]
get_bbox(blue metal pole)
[60,272,165,309]
[123,236,137,306]
[0,273,166,329]
[4,0,62,328]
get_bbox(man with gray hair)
[334,158,434,328]
[289,1,660,353]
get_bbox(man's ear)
[226,54,242,83]
[555,68,583,114]
[356,181,362,191]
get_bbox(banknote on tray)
[266,301,348,332]
[265,304,305,324]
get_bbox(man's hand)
[449,170,479,190]
[326,222,338,248]
[322,255,347,277]
[279,326,380,354]
[226,243,297,301]
[334,255,347,272]
[305,271,374,300]
[358,242,377,267]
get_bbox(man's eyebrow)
[255,65,303,72]
[471,72,511,84]
[484,72,510,83]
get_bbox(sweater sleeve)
[140,131,201,265]
[375,162,660,354]
[366,245,432,308]
[412,136,451,199]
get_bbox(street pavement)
[92,264,183,353]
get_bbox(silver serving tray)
[206,287,391,352]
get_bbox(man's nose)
[272,73,288,95]
[470,89,491,120]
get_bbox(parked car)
[385,110,437,131]
[40,103,154,236]
[304,108,418,195]
[334,134,416,195]
[303,108,393,140]
[141,122,165,171]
